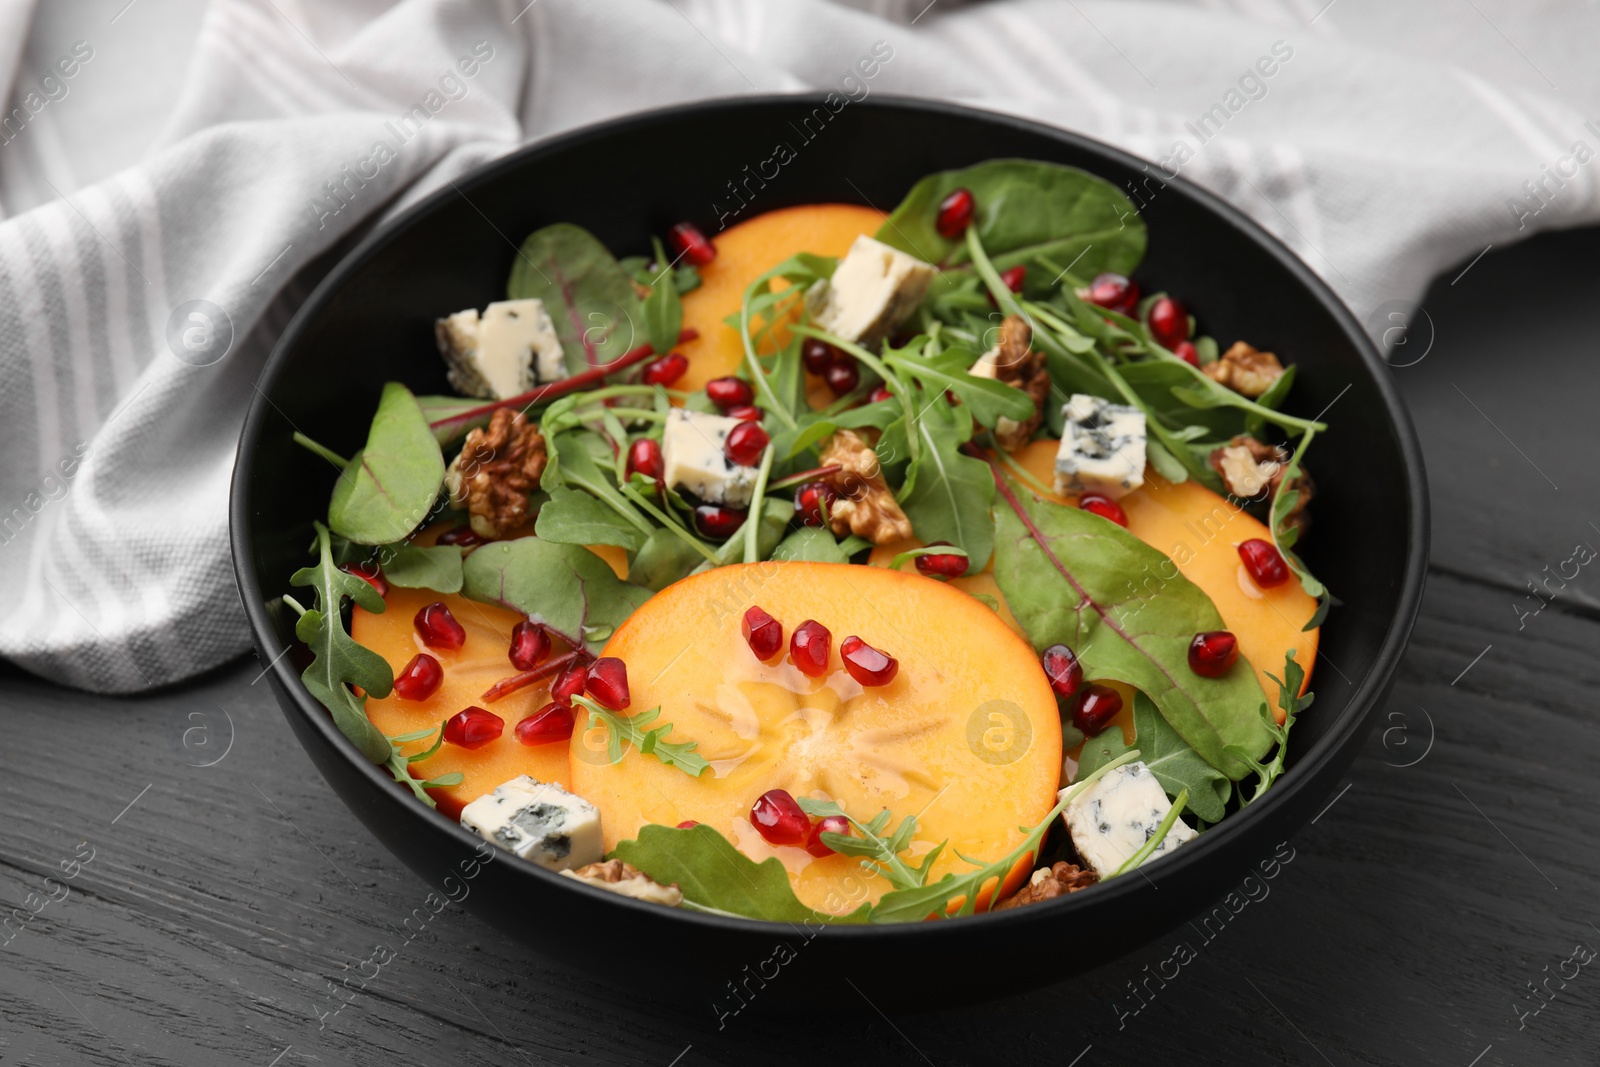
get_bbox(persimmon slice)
[567,561,1063,915]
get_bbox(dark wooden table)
[3,227,1597,1067]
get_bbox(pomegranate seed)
[914,541,967,578]
[444,706,503,749]
[1079,493,1129,527]
[585,657,630,710]
[436,525,484,547]
[1085,272,1139,314]
[393,653,443,701]
[840,635,898,686]
[724,420,770,467]
[668,221,716,267]
[726,404,763,422]
[742,606,784,660]
[805,814,851,857]
[626,438,664,480]
[641,352,689,386]
[1174,340,1200,367]
[869,385,893,403]
[508,620,551,671]
[551,662,588,707]
[935,187,975,238]
[515,702,575,745]
[693,503,746,540]
[1040,644,1083,700]
[706,376,754,411]
[1072,684,1123,736]
[790,620,832,677]
[987,265,1026,307]
[676,820,699,829]
[1238,538,1291,587]
[794,481,838,527]
[1188,631,1239,678]
[824,359,859,395]
[414,602,466,650]
[1147,297,1189,349]
[340,562,388,598]
[801,338,838,375]
[750,789,810,847]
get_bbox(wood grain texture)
[3,230,1599,1066]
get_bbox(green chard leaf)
[771,526,851,564]
[379,543,464,593]
[629,527,704,591]
[1077,691,1231,822]
[290,522,393,765]
[990,476,1273,779]
[876,159,1146,279]
[612,824,866,923]
[535,486,647,553]
[328,382,445,545]
[507,223,644,371]
[461,536,652,654]
[641,259,684,358]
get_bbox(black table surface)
[3,226,1597,1067]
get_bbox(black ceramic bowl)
[230,96,1427,1008]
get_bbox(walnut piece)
[558,859,683,907]
[445,408,548,540]
[985,314,1051,452]
[993,862,1098,910]
[819,429,913,545]
[1207,433,1315,534]
[1202,341,1285,398]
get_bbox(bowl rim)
[229,92,1429,941]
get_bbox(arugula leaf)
[1228,650,1314,805]
[507,223,644,371]
[990,475,1272,779]
[1270,430,1328,611]
[771,527,850,563]
[572,696,709,777]
[542,432,654,539]
[380,543,464,594]
[1077,691,1231,822]
[289,521,393,764]
[885,347,1035,429]
[461,536,652,654]
[612,824,866,923]
[328,382,445,545]
[876,159,1145,279]
[796,798,944,891]
[535,486,647,553]
[629,527,703,591]
[642,261,683,358]
[897,389,995,573]
[694,499,796,571]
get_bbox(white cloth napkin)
[0,0,1593,693]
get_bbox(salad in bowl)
[282,158,1327,925]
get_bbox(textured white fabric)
[0,0,1593,692]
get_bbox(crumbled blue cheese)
[806,235,935,347]
[661,408,757,507]
[459,776,602,871]
[435,298,566,400]
[1061,760,1197,876]
[1055,393,1146,499]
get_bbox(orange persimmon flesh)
[676,203,886,396]
[567,562,1063,916]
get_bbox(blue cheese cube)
[661,408,757,507]
[435,298,566,400]
[459,776,602,871]
[1061,761,1197,876]
[807,235,935,347]
[1055,393,1146,499]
